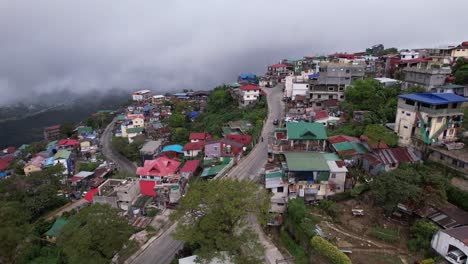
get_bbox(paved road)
[130,84,286,264]
[101,118,137,174]
[226,84,284,180]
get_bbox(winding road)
[101,118,137,174]
[129,84,286,264]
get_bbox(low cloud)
[0,0,467,104]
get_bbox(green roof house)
[283,122,328,151]
[45,218,68,242]
[76,126,93,135]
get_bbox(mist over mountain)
[0,89,130,148]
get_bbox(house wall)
[94,195,119,209]
[80,141,90,148]
[328,171,346,193]
[403,68,448,89]
[24,164,41,176]
[116,183,140,204]
[292,83,309,99]
[428,150,468,174]
[242,90,260,103]
[205,143,221,158]
[184,149,201,157]
[431,231,468,263]
[285,76,294,98]
[362,158,383,176]
[451,47,468,58]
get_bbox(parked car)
[273,119,279,125]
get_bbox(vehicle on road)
[273,119,279,125]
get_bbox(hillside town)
[1,41,468,264]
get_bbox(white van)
[446,249,467,264]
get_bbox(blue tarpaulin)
[188,111,199,120]
[162,145,183,153]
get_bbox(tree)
[380,47,398,55]
[404,85,426,94]
[454,65,468,85]
[287,198,307,225]
[60,122,75,138]
[171,179,270,263]
[310,236,352,264]
[0,201,31,263]
[408,219,438,253]
[57,204,133,264]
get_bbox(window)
[406,113,411,116]
[331,173,336,178]
[329,95,334,99]
[449,129,454,135]
[306,85,309,88]
[340,95,344,99]
[346,69,350,73]
[277,203,285,206]
[328,87,334,91]
[401,111,405,114]
[277,187,284,193]
[437,117,443,123]
[339,87,344,91]
[403,125,408,129]
[316,102,322,106]
[317,95,321,99]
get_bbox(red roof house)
[0,156,14,171]
[56,139,79,147]
[313,110,329,121]
[189,132,212,142]
[2,147,16,154]
[83,188,99,202]
[240,84,261,91]
[139,180,156,197]
[183,142,205,151]
[225,134,251,146]
[136,156,181,177]
[328,135,361,145]
[180,160,200,176]
[270,63,288,68]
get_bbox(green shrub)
[330,191,352,202]
[350,184,370,198]
[280,230,308,264]
[447,185,468,211]
[420,258,434,264]
[317,200,338,218]
[146,208,158,217]
[310,236,352,264]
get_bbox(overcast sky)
[1,0,467,105]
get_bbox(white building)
[431,226,468,264]
[291,83,309,100]
[239,84,261,106]
[451,41,468,59]
[132,90,152,101]
[400,50,420,60]
[327,160,348,193]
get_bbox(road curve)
[101,118,137,174]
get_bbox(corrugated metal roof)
[399,93,467,105]
[284,152,329,171]
[286,121,327,140]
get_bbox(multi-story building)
[132,90,152,101]
[93,178,140,211]
[394,93,466,147]
[402,66,450,90]
[268,121,328,154]
[237,84,261,107]
[44,125,61,141]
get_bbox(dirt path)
[451,177,468,191]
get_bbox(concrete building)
[394,93,466,147]
[400,49,428,60]
[431,84,467,97]
[431,226,468,264]
[44,125,61,141]
[140,140,162,163]
[132,90,152,101]
[265,168,288,226]
[402,66,450,90]
[317,62,365,86]
[93,178,140,211]
[374,77,401,87]
[238,84,261,106]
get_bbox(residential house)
[136,156,181,185]
[132,90,152,101]
[394,93,466,147]
[56,139,79,150]
[265,168,288,226]
[44,125,61,141]
[451,41,468,59]
[400,50,426,60]
[93,178,140,211]
[126,127,144,143]
[45,218,68,243]
[0,156,14,179]
[269,121,327,153]
[204,139,244,160]
[223,120,253,135]
[53,149,72,175]
[267,63,290,80]
[225,134,251,147]
[121,114,145,138]
[284,152,347,201]
[431,84,466,97]
[402,65,450,90]
[312,110,340,127]
[189,132,212,143]
[238,84,261,106]
[431,226,468,264]
[361,147,421,176]
[292,82,310,101]
[183,142,204,157]
[24,156,45,176]
[329,136,368,163]
[68,171,94,188]
[76,126,93,136]
[140,140,162,163]
[152,95,166,104]
[160,144,184,159]
[428,144,468,174]
[180,160,200,179]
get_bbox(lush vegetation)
[453,57,468,85]
[407,219,438,254]
[112,136,145,164]
[316,200,339,218]
[369,226,400,244]
[279,230,308,264]
[58,204,134,263]
[77,162,100,172]
[363,124,399,147]
[370,163,448,214]
[446,185,468,211]
[163,86,267,144]
[310,236,352,264]
[85,112,113,130]
[0,164,68,263]
[171,179,270,264]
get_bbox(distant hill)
[0,90,129,148]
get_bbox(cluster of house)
[264,120,423,225]
[116,89,211,143]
